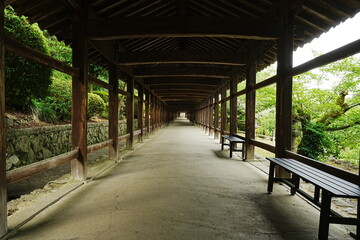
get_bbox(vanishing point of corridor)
[11,119,352,240]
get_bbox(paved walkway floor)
[10,118,352,240]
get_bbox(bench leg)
[229,142,233,158]
[221,137,224,150]
[357,199,360,240]
[291,175,300,195]
[319,190,331,240]
[267,162,275,193]
[314,186,321,203]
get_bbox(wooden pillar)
[71,10,88,180]
[138,83,144,142]
[145,89,150,135]
[108,63,118,160]
[151,94,155,132]
[229,73,238,136]
[245,43,257,160]
[220,84,226,139]
[126,77,134,149]
[214,91,219,139]
[0,1,7,235]
[275,2,294,176]
[208,96,213,136]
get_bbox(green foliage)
[4,7,52,110]
[32,99,58,123]
[297,122,334,160]
[88,93,106,119]
[93,91,109,104]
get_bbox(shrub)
[4,7,52,110]
[88,93,106,119]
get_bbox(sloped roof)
[6,0,360,111]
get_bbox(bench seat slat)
[282,158,360,196]
[271,158,360,197]
[268,158,360,197]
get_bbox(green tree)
[4,7,52,110]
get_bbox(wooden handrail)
[87,140,112,154]
[6,148,79,185]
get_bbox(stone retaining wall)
[5,120,137,170]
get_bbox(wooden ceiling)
[5,0,360,112]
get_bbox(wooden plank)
[126,77,134,148]
[0,1,7,235]
[118,50,247,66]
[7,149,79,185]
[245,43,256,160]
[71,10,88,180]
[138,83,144,142]
[275,2,294,177]
[108,63,118,160]
[134,67,230,78]
[87,17,278,40]
[4,34,78,77]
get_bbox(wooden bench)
[267,157,360,240]
[221,135,245,159]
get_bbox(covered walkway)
[10,119,351,240]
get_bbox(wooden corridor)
[9,119,352,240]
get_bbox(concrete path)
[10,118,352,240]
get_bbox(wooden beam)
[245,42,256,160]
[126,77,134,148]
[71,10,88,180]
[229,71,238,136]
[138,82,144,142]
[118,50,246,66]
[275,2,294,177]
[87,17,278,40]
[134,67,230,78]
[4,34,78,77]
[0,1,7,235]
[108,63,118,160]
[145,89,150,135]
[214,91,219,139]
[220,83,227,138]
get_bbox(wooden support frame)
[0,1,7,235]
[138,83,144,142]
[275,2,294,177]
[245,42,257,160]
[108,62,118,160]
[126,77,134,149]
[71,10,88,180]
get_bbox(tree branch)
[325,121,360,131]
